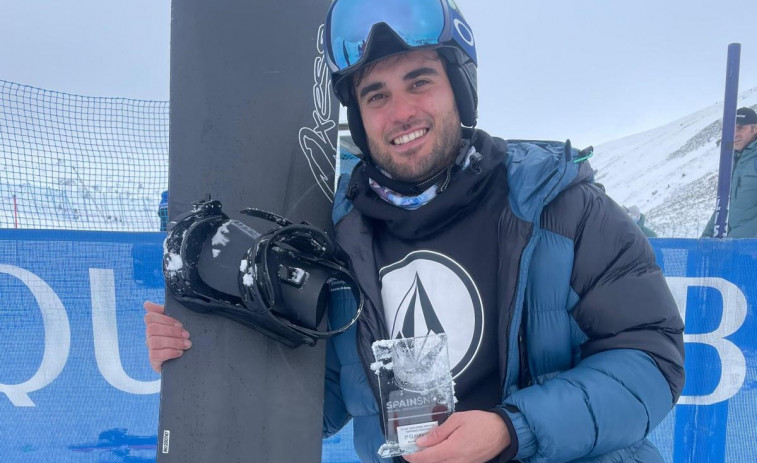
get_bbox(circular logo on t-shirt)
[379,250,484,379]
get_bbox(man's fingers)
[406,411,511,463]
[144,311,183,327]
[403,440,454,463]
[143,301,187,374]
[405,419,461,463]
[143,301,166,314]
[416,417,458,447]
[146,323,189,340]
[147,335,192,351]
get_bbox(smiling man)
[321,1,683,462]
[145,1,685,462]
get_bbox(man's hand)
[144,301,191,373]
[403,410,511,463]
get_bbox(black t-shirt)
[371,159,509,412]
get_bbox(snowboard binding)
[163,198,363,348]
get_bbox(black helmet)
[324,0,478,156]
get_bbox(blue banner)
[0,230,163,462]
[0,231,754,462]
[649,239,757,463]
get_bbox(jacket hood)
[504,139,594,223]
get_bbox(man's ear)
[347,103,369,158]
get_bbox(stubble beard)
[367,110,462,184]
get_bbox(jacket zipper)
[500,143,573,393]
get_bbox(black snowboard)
[158,1,337,462]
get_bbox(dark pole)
[713,43,741,238]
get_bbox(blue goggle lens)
[328,0,447,72]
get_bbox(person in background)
[626,205,657,237]
[702,107,757,238]
[158,190,169,232]
[144,1,685,461]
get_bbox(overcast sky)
[2,0,756,148]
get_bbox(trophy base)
[377,420,440,457]
[378,442,404,458]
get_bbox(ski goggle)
[325,0,474,73]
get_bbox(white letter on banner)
[666,277,747,405]
[90,269,160,394]
[0,265,70,407]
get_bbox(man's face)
[354,49,462,183]
[734,123,757,152]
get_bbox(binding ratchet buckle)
[163,198,363,348]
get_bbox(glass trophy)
[372,333,455,458]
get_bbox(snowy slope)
[591,87,757,238]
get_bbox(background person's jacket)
[702,138,757,238]
[324,129,685,463]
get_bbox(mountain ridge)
[591,86,757,237]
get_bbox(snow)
[165,252,183,272]
[210,222,231,258]
[372,339,395,349]
[162,238,183,272]
[211,222,231,247]
[591,87,757,238]
[370,360,385,374]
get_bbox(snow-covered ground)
[592,87,757,238]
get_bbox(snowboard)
[158,1,338,462]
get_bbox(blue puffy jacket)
[324,130,685,463]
